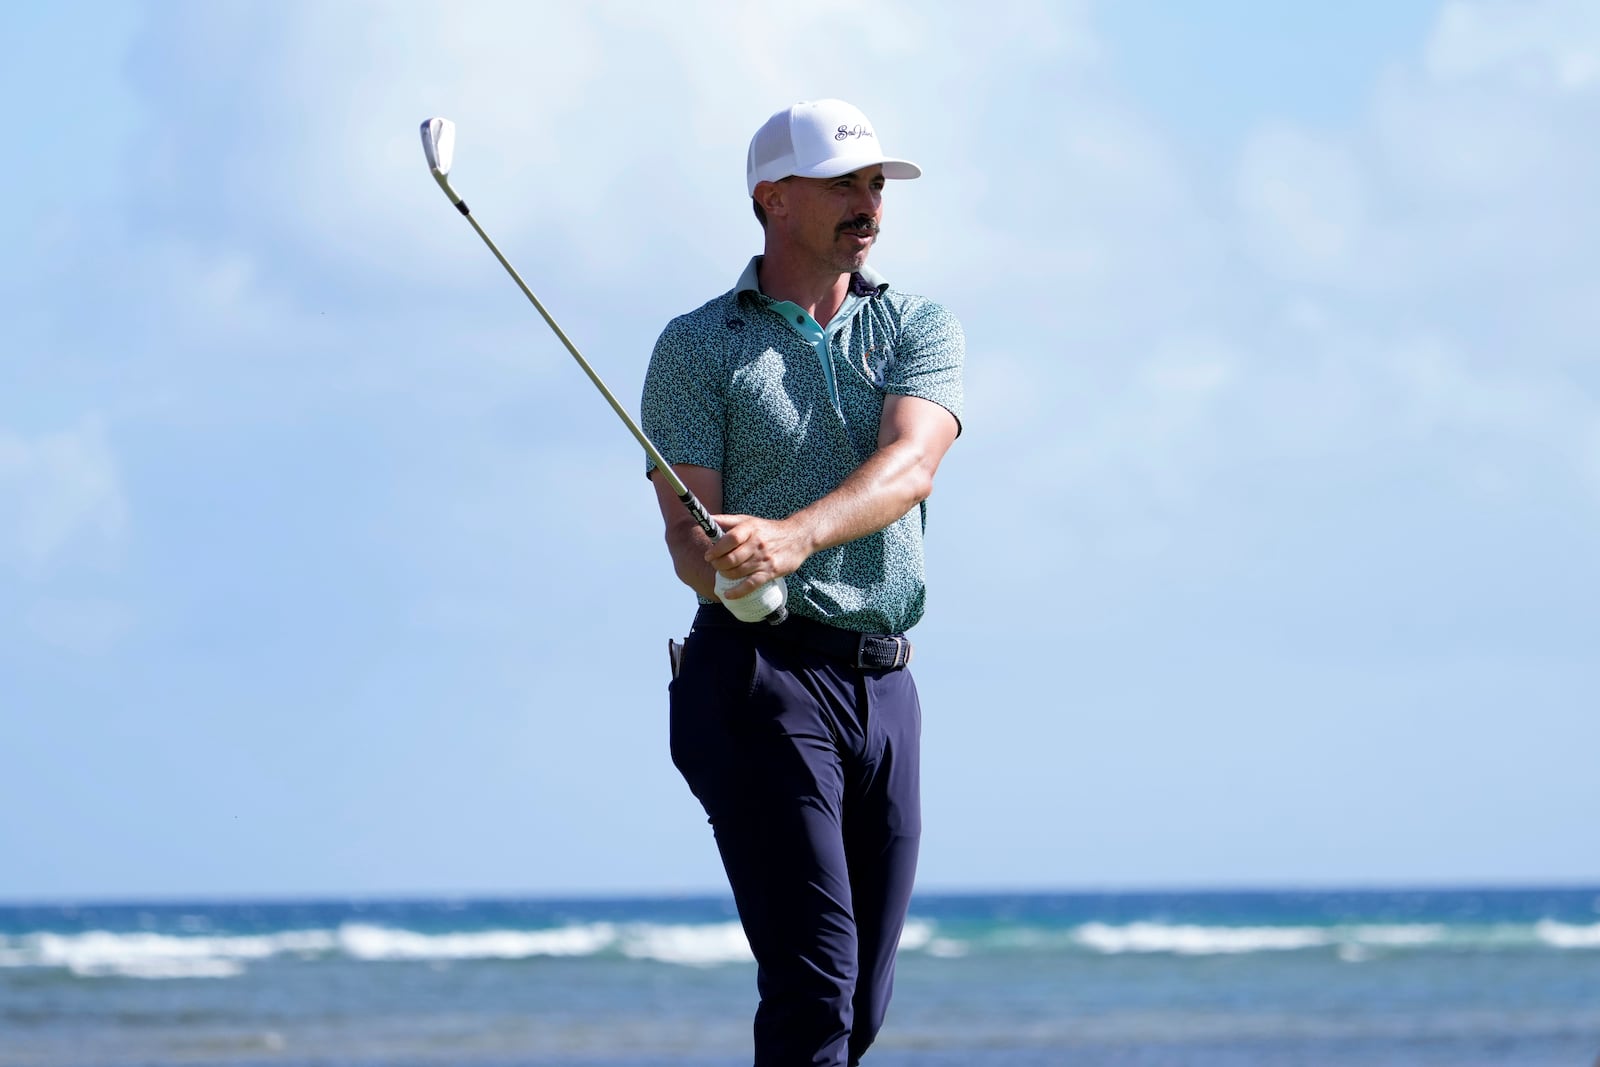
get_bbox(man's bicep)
[882,300,965,437]
[878,394,959,471]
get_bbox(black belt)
[693,605,913,671]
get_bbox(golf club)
[419,117,787,625]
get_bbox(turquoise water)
[2,888,1597,1065]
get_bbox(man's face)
[773,165,886,274]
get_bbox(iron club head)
[420,117,456,177]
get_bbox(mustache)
[838,216,880,236]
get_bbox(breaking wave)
[3,914,1595,980]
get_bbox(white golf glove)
[715,572,788,624]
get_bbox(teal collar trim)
[732,256,886,412]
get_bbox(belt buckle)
[857,634,911,670]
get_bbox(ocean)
[2,887,1596,1066]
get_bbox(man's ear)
[753,179,787,222]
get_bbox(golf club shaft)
[447,187,722,544]
[422,118,785,625]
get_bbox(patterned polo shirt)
[641,256,965,634]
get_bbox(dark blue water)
[2,888,1597,1065]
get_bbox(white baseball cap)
[746,99,922,196]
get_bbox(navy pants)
[670,608,922,1067]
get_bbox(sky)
[3,0,1597,902]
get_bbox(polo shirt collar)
[735,256,888,300]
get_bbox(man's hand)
[705,514,815,599]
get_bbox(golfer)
[641,98,964,1065]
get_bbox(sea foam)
[1075,921,1330,954]
[336,922,617,961]
[1071,921,1455,956]
[619,921,754,965]
[1534,919,1600,948]
[0,929,335,979]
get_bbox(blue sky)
[3,0,1597,901]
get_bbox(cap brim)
[795,156,922,181]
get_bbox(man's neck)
[756,254,852,328]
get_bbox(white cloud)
[144,0,1102,291]
[1237,127,1370,281]
[920,0,1600,598]
[0,420,127,577]
[1221,2,1599,493]
[1426,0,1600,90]
[1390,336,1570,439]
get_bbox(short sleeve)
[640,314,726,475]
[884,298,965,435]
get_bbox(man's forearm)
[787,436,937,556]
[680,395,956,599]
[666,521,719,600]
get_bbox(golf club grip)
[677,489,722,542]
